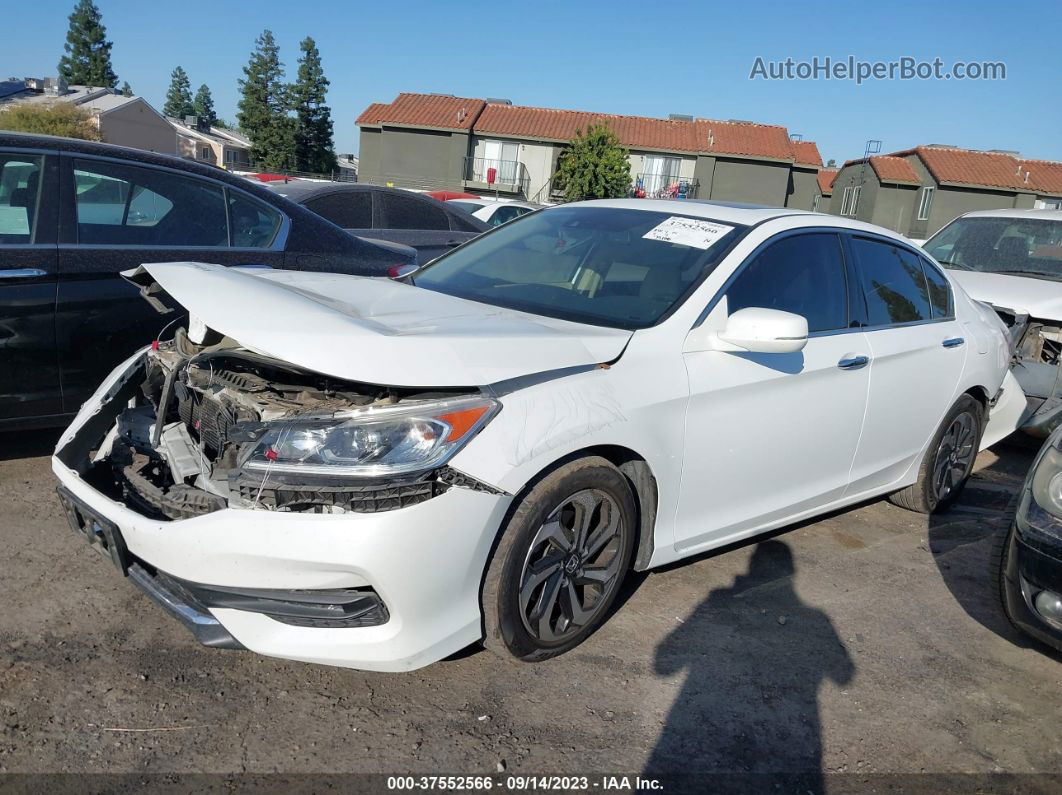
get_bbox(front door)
[0,150,60,424]
[674,232,871,553]
[56,155,285,413]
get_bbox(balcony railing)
[631,173,699,200]
[463,157,530,196]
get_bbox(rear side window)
[0,154,43,244]
[921,257,953,318]
[381,192,449,230]
[725,233,848,333]
[229,192,281,248]
[850,237,932,325]
[304,191,372,228]
[73,159,227,246]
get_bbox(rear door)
[0,149,60,423]
[844,234,967,493]
[56,154,286,413]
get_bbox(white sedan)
[448,198,541,227]
[53,200,1024,671]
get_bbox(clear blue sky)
[4,0,1060,165]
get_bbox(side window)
[921,257,953,318]
[73,159,227,246]
[381,192,449,230]
[850,237,932,325]
[0,154,43,243]
[229,192,282,247]
[490,205,525,227]
[305,191,372,228]
[725,233,848,333]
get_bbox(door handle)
[942,337,965,348]
[838,354,870,370]
[0,268,47,279]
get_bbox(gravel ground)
[1,430,1060,790]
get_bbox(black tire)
[989,522,1021,633]
[889,394,984,514]
[481,456,637,662]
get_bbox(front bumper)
[1002,507,1062,653]
[52,353,513,672]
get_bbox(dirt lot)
[1,430,1060,789]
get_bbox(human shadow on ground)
[644,540,853,793]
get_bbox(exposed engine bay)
[994,307,1062,434]
[70,328,500,521]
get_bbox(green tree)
[120,81,132,97]
[553,124,631,201]
[291,36,337,173]
[57,0,118,88]
[192,84,217,126]
[826,158,837,168]
[237,30,295,170]
[0,103,101,140]
[163,66,194,118]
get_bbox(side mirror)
[685,307,809,354]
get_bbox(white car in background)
[923,209,1062,435]
[53,200,1022,672]
[449,198,542,227]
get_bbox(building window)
[479,139,520,184]
[1035,198,1062,210]
[917,186,935,220]
[201,147,210,160]
[840,185,860,216]
[638,155,681,198]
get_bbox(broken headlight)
[239,396,499,478]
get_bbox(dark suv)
[0,132,416,430]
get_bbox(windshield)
[414,206,745,329]
[924,216,1062,281]
[449,200,487,213]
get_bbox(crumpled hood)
[131,262,632,387]
[949,270,1062,320]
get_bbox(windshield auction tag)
[643,217,734,249]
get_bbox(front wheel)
[481,456,637,662]
[889,394,984,514]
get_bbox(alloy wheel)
[518,489,625,644]
[932,410,977,502]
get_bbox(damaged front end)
[63,328,503,522]
[995,306,1062,436]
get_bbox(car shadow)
[643,540,853,792]
[0,429,61,462]
[926,433,1062,659]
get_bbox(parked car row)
[5,132,1058,671]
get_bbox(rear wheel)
[889,394,984,514]
[482,457,637,662]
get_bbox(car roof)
[960,208,1062,221]
[565,198,815,226]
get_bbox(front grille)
[231,475,446,512]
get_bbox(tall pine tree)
[120,81,132,97]
[192,84,217,126]
[163,66,194,118]
[57,0,118,88]
[237,30,295,170]
[292,37,337,173]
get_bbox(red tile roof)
[355,93,485,131]
[905,146,1030,191]
[868,155,921,184]
[358,93,821,165]
[475,103,706,152]
[816,168,838,195]
[790,140,823,167]
[1023,159,1062,196]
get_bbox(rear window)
[304,191,373,229]
[381,192,449,230]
